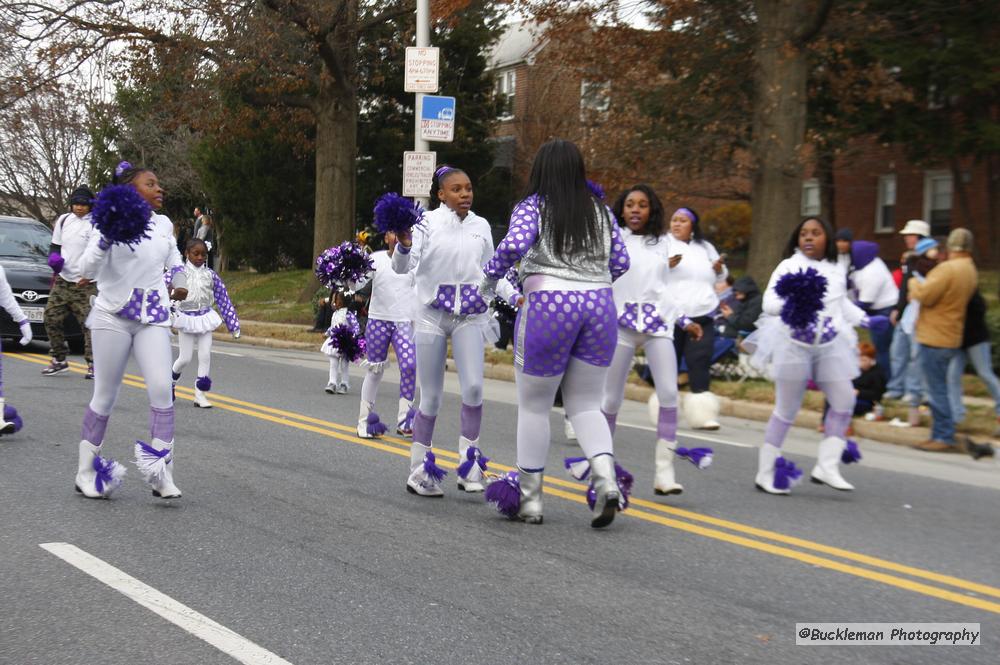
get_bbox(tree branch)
[358,1,415,35]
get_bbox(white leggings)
[515,358,613,471]
[89,323,173,415]
[768,378,856,446]
[329,357,350,386]
[602,330,679,415]
[415,324,484,416]
[172,331,213,378]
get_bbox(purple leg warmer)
[657,406,678,441]
[824,408,853,440]
[412,410,437,447]
[81,407,110,445]
[460,403,482,440]
[150,405,175,442]
[602,410,617,436]
[764,413,793,447]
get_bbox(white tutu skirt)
[320,337,340,358]
[173,309,223,334]
[742,315,860,383]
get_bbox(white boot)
[457,436,486,492]
[755,443,790,495]
[193,389,212,408]
[75,440,125,498]
[396,398,414,437]
[406,442,444,497]
[810,436,855,491]
[654,439,684,496]
[563,416,577,441]
[357,400,386,439]
[683,391,721,430]
[134,439,181,498]
[0,397,14,434]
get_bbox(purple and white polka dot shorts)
[617,302,670,336]
[513,288,617,377]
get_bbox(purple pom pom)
[48,252,64,274]
[773,456,803,491]
[373,193,424,235]
[485,471,521,518]
[327,323,366,362]
[196,376,212,392]
[676,446,714,469]
[90,184,153,249]
[3,404,23,433]
[841,439,862,464]
[314,242,374,289]
[775,267,828,330]
[366,411,388,437]
[423,451,447,483]
[586,179,605,200]
[400,406,416,431]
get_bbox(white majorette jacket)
[359,250,416,322]
[761,249,866,346]
[0,265,27,325]
[166,262,240,335]
[392,205,495,316]
[613,228,682,338]
[663,233,728,318]
[80,213,183,326]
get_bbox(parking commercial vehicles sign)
[402,151,437,198]
[420,95,456,143]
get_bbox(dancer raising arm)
[73,162,187,500]
[481,139,630,528]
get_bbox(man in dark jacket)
[719,275,762,339]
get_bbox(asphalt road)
[1,339,998,665]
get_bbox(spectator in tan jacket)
[908,228,978,452]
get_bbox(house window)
[496,69,516,120]
[875,175,896,233]
[923,171,952,236]
[580,81,610,120]
[801,179,821,217]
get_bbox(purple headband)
[115,161,132,177]
[435,165,453,178]
[675,207,697,223]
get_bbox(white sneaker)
[324,383,336,394]
[337,383,349,394]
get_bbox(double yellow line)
[10,351,1000,614]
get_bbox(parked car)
[0,215,84,350]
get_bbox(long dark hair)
[783,216,837,262]
[525,139,604,259]
[428,165,469,211]
[612,184,665,241]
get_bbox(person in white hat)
[885,220,930,403]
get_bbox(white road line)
[39,543,293,665]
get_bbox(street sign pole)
[414,0,431,207]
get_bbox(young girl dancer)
[744,217,888,494]
[0,265,32,434]
[353,230,418,437]
[321,291,360,394]
[73,161,186,499]
[169,238,241,408]
[481,139,631,528]
[393,166,495,497]
[601,185,708,497]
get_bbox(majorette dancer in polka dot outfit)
[354,230,419,439]
[393,165,498,497]
[601,185,709,497]
[74,162,186,500]
[167,237,241,409]
[481,139,631,528]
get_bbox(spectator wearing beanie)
[909,228,978,452]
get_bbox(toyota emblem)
[20,290,39,302]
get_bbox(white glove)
[18,320,32,346]
[205,241,213,252]
[233,329,241,339]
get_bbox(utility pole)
[414,0,431,207]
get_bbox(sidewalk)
[221,321,997,450]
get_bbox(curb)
[219,332,939,448]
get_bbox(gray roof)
[487,20,547,70]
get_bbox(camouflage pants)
[43,278,96,363]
